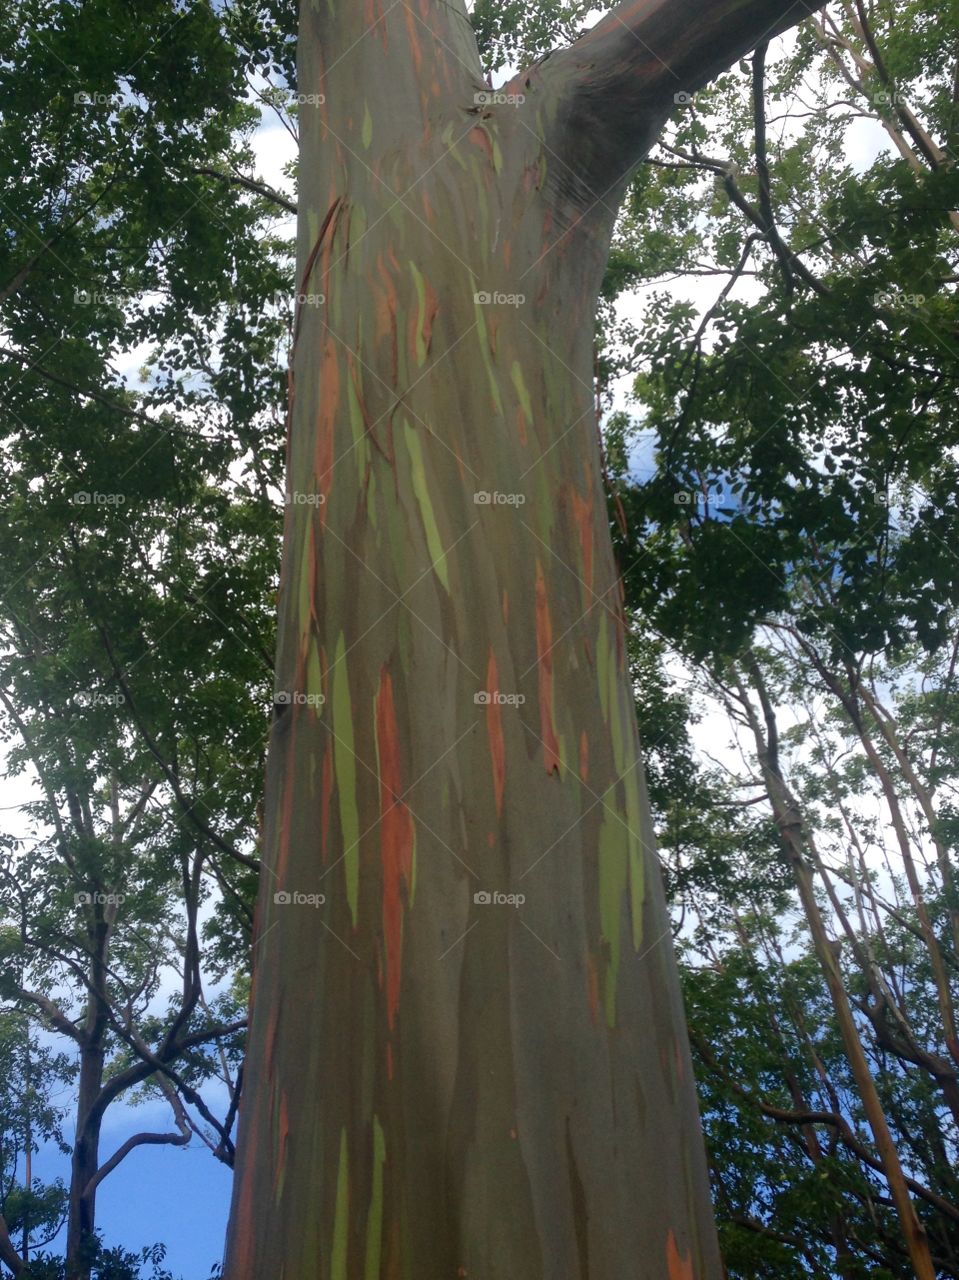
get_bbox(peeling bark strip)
[224,1,823,1276]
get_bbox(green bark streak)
[408,262,430,368]
[625,770,646,949]
[403,421,450,592]
[307,641,323,702]
[598,807,628,1028]
[598,612,611,723]
[475,305,504,415]
[347,368,371,467]
[331,1128,350,1280]
[511,360,533,421]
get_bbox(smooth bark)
[224,3,825,1276]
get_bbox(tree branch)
[82,1123,191,1202]
[752,42,829,295]
[15,986,84,1046]
[539,0,824,200]
[0,1212,24,1277]
[189,167,297,216]
[692,1030,959,1225]
[91,1018,246,1122]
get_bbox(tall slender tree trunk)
[224,2,822,1275]
[22,1031,31,1265]
[66,922,111,1280]
[737,660,938,1280]
[67,1038,105,1280]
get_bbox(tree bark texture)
[224,2,822,1276]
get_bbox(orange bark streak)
[469,125,494,166]
[571,487,594,592]
[667,1230,694,1280]
[408,272,438,366]
[535,562,561,776]
[403,7,423,74]
[516,405,527,446]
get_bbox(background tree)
[600,1,959,1271]
[0,0,294,1274]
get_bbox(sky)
[0,9,898,1279]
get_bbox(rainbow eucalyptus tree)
[224,1,820,1275]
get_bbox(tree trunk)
[66,919,111,1280]
[66,1038,105,1280]
[224,2,823,1275]
[737,659,938,1280]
